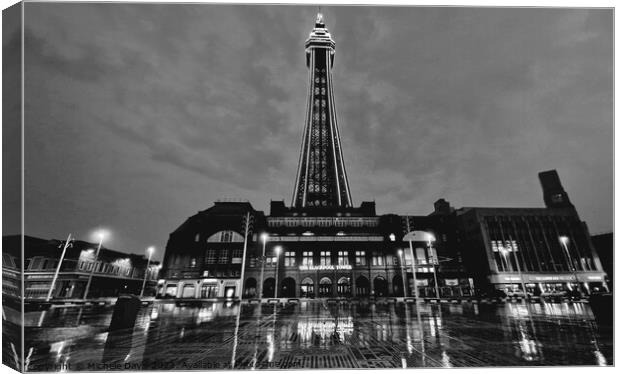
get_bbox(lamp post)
[46,233,73,302]
[403,217,420,301]
[259,233,268,299]
[428,234,440,299]
[559,236,581,295]
[507,237,528,298]
[274,246,282,299]
[83,229,108,300]
[403,232,419,300]
[499,245,527,297]
[398,249,408,297]
[140,246,155,298]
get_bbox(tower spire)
[291,14,353,209]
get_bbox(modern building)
[2,235,161,300]
[453,170,608,295]
[591,232,613,291]
[157,14,608,300]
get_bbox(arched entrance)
[374,276,388,297]
[300,277,314,298]
[337,277,351,297]
[355,276,370,297]
[393,275,404,297]
[319,277,333,298]
[280,277,296,298]
[244,278,257,298]
[263,278,275,298]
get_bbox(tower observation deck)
[291,13,353,209]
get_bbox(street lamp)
[559,236,581,295]
[402,226,419,301]
[502,238,528,298]
[274,246,282,299]
[398,249,408,297]
[83,229,108,300]
[427,234,441,299]
[259,233,268,299]
[140,246,155,298]
[46,233,73,302]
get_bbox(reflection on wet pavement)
[21,300,612,370]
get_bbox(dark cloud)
[18,4,612,258]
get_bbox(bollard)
[109,294,142,331]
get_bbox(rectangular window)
[371,252,384,266]
[416,248,427,264]
[320,251,331,266]
[218,249,228,264]
[284,252,296,267]
[302,251,313,266]
[206,250,217,264]
[355,251,366,266]
[338,251,349,265]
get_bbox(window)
[371,252,384,266]
[195,233,200,242]
[206,231,244,243]
[320,251,331,266]
[416,248,427,264]
[355,251,366,266]
[284,252,296,267]
[302,251,313,266]
[206,250,217,264]
[338,251,349,265]
[221,231,233,242]
[218,249,229,264]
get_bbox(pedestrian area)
[17,300,613,371]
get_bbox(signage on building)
[298,265,352,271]
[531,275,575,282]
[445,279,459,286]
[416,279,428,286]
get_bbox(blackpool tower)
[292,13,353,209]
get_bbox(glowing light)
[260,233,269,243]
[594,350,607,366]
[427,233,436,244]
[559,236,569,245]
[147,246,155,256]
[93,229,109,242]
[274,246,282,255]
[389,233,396,242]
[398,249,403,256]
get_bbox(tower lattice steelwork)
[292,13,353,208]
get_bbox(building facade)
[454,170,608,295]
[2,235,161,300]
[157,14,608,300]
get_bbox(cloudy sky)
[11,3,612,260]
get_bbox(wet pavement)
[16,300,613,370]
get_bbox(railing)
[267,216,380,228]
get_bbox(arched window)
[206,231,244,243]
